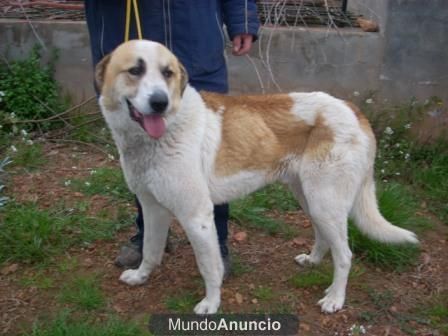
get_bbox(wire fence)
[0,0,359,28]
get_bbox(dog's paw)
[294,253,314,266]
[194,297,220,315]
[317,291,345,313]
[119,269,148,286]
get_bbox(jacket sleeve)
[221,0,260,41]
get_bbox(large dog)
[95,40,418,314]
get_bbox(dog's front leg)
[120,192,171,286]
[178,201,224,314]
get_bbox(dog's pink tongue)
[142,115,166,139]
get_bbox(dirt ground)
[0,142,447,336]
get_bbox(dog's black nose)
[149,91,169,114]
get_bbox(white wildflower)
[90,169,97,175]
[20,129,28,137]
[12,125,18,134]
[108,154,115,161]
[353,91,360,96]
[0,90,5,97]
[404,123,412,129]
[84,181,91,187]
[383,179,388,183]
[72,166,77,169]
[64,180,72,186]
[26,139,34,145]
[395,172,401,176]
[365,98,373,104]
[10,145,17,153]
[384,126,394,135]
[395,143,400,148]
[405,153,410,160]
[10,112,16,119]
[381,169,385,174]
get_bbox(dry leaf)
[233,231,247,242]
[235,293,243,304]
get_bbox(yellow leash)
[125,0,143,41]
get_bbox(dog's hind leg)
[120,192,171,286]
[299,166,360,314]
[289,181,329,266]
[177,200,224,315]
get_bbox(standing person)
[84,1,259,275]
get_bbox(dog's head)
[95,40,188,139]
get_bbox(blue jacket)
[85,0,259,93]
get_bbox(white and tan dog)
[96,40,418,314]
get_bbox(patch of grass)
[165,292,199,313]
[290,263,365,289]
[231,254,253,277]
[417,292,448,333]
[20,270,54,289]
[349,182,429,269]
[253,286,275,302]
[26,310,150,336]
[230,183,298,238]
[70,167,131,201]
[58,275,105,310]
[0,202,129,264]
[57,256,79,274]
[413,152,448,222]
[7,142,47,170]
[290,267,332,289]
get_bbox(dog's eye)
[128,65,144,76]
[162,67,174,79]
[128,58,145,76]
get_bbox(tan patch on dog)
[202,93,335,176]
[303,115,334,161]
[345,101,375,140]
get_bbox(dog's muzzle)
[127,99,166,139]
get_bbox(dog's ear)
[179,62,188,95]
[95,53,111,93]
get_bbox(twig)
[17,1,47,51]
[46,138,113,158]
[3,96,96,125]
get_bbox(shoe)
[114,241,142,269]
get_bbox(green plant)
[70,167,131,201]
[290,267,332,289]
[58,275,105,310]
[20,270,54,289]
[7,142,47,170]
[290,263,365,289]
[165,292,199,313]
[0,202,129,264]
[27,310,149,336]
[230,183,298,238]
[253,286,275,302]
[0,156,11,208]
[0,47,66,132]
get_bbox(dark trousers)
[132,198,229,258]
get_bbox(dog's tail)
[350,172,419,244]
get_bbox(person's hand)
[232,33,253,56]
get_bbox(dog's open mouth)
[127,100,166,139]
